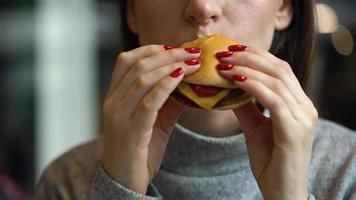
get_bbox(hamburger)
[171,34,253,110]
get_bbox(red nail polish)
[228,44,247,52]
[164,45,176,50]
[217,63,234,70]
[216,51,234,59]
[232,74,247,81]
[184,59,200,66]
[185,47,202,54]
[170,67,184,78]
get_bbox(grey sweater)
[35,119,356,200]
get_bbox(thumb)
[233,100,266,137]
[156,96,185,132]
[149,96,185,171]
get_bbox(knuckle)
[311,107,319,121]
[117,52,130,64]
[306,99,319,122]
[136,75,150,88]
[304,119,316,138]
[103,100,124,123]
[140,98,154,112]
[277,60,292,74]
[272,79,285,93]
[301,107,318,139]
[147,44,162,52]
[269,97,284,111]
[248,46,258,52]
[276,66,287,77]
[133,59,147,73]
[243,53,254,65]
[246,53,254,60]
[167,49,181,60]
[158,78,173,91]
[279,60,290,69]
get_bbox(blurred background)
[0,0,355,199]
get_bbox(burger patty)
[172,85,247,109]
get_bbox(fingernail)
[185,47,202,54]
[164,45,176,50]
[184,59,201,66]
[170,67,184,78]
[216,63,234,70]
[232,74,247,81]
[216,51,234,59]
[228,44,247,52]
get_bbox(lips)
[178,29,214,44]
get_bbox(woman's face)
[127,0,293,50]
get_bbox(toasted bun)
[180,34,238,88]
[171,34,253,110]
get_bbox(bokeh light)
[331,25,354,56]
[316,3,339,34]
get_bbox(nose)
[184,0,222,26]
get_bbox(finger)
[146,96,186,174]
[120,62,200,120]
[131,68,186,133]
[238,46,281,66]
[243,46,300,85]
[233,100,267,139]
[219,48,307,104]
[226,46,293,74]
[115,48,201,101]
[107,45,165,98]
[219,65,304,120]
[230,76,296,136]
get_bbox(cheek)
[226,0,279,50]
[135,1,184,45]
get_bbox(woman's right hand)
[102,45,201,195]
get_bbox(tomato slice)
[189,84,223,97]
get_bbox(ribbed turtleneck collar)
[160,123,250,177]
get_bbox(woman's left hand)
[217,45,318,200]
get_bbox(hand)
[102,45,201,194]
[217,46,318,200]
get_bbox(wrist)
[103,150,149,195]
[263,188,309,200]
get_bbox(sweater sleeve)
[89,166,162,200]
[308,194,316,200]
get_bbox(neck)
[177,109,242,138]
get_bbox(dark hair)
[118,0,316,92]
[119,1,139,51]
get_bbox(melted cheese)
[178,83,230,109]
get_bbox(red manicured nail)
[185,47,202,54]
[216,63,234,70]
[164,45,176,50]
[228,44,247,52]
[184,59,200,66]
[216,51,234,59]
[232,74,247,81]
[170,67,184,78]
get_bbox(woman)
[35,0,356,199]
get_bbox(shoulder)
[313,119,356,157]
[309,119,356,199]
[35,137,104,200]
[316,117,355,139]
